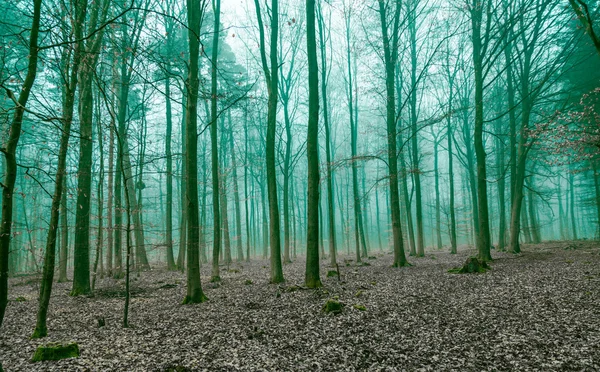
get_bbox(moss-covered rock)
[244,279,253,285]
[353,304,366,311]
[326,270,338,278]
[32,342,80,362]
[448,257,490,274]
[322,298,344,314]
[14,296,27,302]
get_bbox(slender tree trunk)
[495,113,507,251]
[210,0,222,282]
[244,111,251,261]
[471,0,492,261]
[220,117,232,266]
[178,96,187,271]
[254,0,284,283]
[9,0,45,332]
[345,10,365,263]
[434,139,442,249]
[448,113,457,254]
[570,171,578,240]
[58,177,69,282]
[305,0,321,288]
[106,96,114,277]
[379,0,408,267]
[228,113,244,262]
[182,0,208,304]
[282,101,292,263]
[92,118,105,291]
[165,77,176,270]
[317,2,337,267]
[408,6,425,257]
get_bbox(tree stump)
[448,257,490,274]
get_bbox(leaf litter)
[1,241,599,371]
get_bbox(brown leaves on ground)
[1,241,600,371]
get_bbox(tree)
[468,0,492,261]
[317,0,337,267]
[34,0,109,334]
[254,0,284,283]
[182,0,209,304]
[210,0,223,282]
[569,0,600,56]
[0,0,42,329]
[378,0,409,267]
[305,0,322,288]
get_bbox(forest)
[1,0,600,370]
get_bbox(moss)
[368,256,377,260]
[14,296,27,302]
[448,257,490,274]
[181,293,208,305]
[359,261,371,267]
[32,342,80,362]
[228,269,240,274]
[322,298,344,314]
[353,304,366,311]
[326,270,338,278]
[355,290,363,297]
[244,279,253,285]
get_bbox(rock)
[322,299,344,314]
[32,342,80,362]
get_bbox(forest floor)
[1,241,600,371]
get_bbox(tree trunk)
[4,0,43,329]
[58,177,69,282]
[220,116,232,266]
[379,0,408,267]
[244,111,251,261]
[254,0,284,283]
[210,0,222,282]
[471,0,492,261]
[228,112,244,262]
[182,0,207,304]
[317,2,337,267]
[409,6,425,257]
[165,77,176,270]
[570,171,578,240]
[92,115,105,291]
[305,0,321,288]
[177,95,187,271]
[434,139,442,250]
[447,109,457,254]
